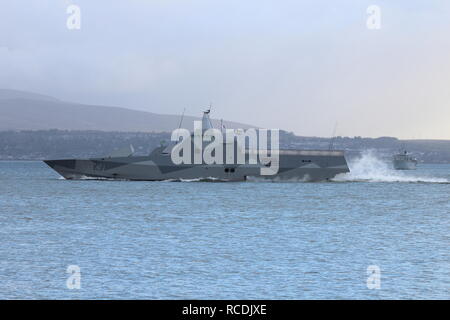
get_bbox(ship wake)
[333,150,449,183]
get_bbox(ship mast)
[202,103,214,131]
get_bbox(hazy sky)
[1,0,450,138]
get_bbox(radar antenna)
[203,102,214,129]
[205,102,212,114]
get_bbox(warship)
[44,111,349,181]
[393,150,418,170]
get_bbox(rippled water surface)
[1,158,449,299]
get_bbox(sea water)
[0,153,449,299]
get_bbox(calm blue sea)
[1,156,449,299]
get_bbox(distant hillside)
[0,89,252,132]
[2,130,450,163]
[2,90,450,163]
[0,89,60,102]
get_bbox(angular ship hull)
[44,110,349,181]
[44,148,349,182]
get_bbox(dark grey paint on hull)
[44,149,349,182]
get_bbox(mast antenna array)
[328,122,338,151]
[177,107,186,129]
[172,107,186,145]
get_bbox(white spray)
[333,150,448,183]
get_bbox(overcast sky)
[1,0,450,138]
